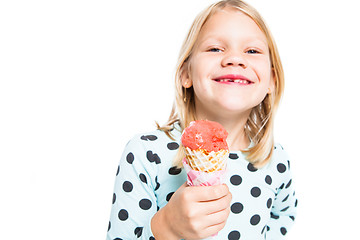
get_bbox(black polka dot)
[146,151,161,164]
[167,142,179,150]
[265,175,272,185]
[154,176,160,191]
[166,192,175,201]
[126,152,134,164]
[114,238,123,240]
[139,199,152,210]
[281,206,289,212]
[247,163,257,172]
[290,216,295,221]
[139,173,147,184]
[112,193,116,204]
[295,199,298,207]
[118,209,128,221]
[228,230,241,240]
[230,175,242,185]
[267,198,272,208]
[149,237,155,240]
[123,181,133,192]
[282,194,289,202]
[271,213,279,219]
[116,165,120,176]
[250,187,261,198]
[287,160,291,169]
[277,163,286,173]
[280,227,287,235]
[285,179,292,189]
[140,135,157,141]
[229,153,239,160]
[108,221,111,231]
[261,225,266,234]
[168,166,182,175]
[134,227,143,238]
[250,214,261,225]
[231,202,243,214]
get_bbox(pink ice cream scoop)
[181,120,229,152]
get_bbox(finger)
[185,212,228,240]
[202,212,229,238]
[201,191,232,215]
[206,206,230,225]
[204,220,227,238]
[190,184,229,202]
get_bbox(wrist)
[151,206,179,240]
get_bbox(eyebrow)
[198,36,268,48]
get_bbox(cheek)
[189,55,217,80]
[254,60,272,83]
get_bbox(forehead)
[198,7,267,45]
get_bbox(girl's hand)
[151,183,232,240]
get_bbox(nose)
[221,52,248,68]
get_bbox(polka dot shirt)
[107,123,297,239]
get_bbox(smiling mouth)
[213,74,254,84]
[214,79,252,84]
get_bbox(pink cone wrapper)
[182,158,227,186]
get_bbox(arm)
[266,151,298,239]
[107,134,232,240]
[107,136,158,240]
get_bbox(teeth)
[218,79,249,84]
[234,80,248,83]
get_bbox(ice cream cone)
[184,147,229,173]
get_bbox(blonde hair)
[157,0,284,168]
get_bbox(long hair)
[157,0,285,168]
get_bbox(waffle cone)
[184,147,229,173]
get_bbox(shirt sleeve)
[266,148,298,240]
[107,135,158,240]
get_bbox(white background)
[1,0,359,239]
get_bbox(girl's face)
[183,7,274,120]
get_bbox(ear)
[268,68,276,94]
[181,63,192,88]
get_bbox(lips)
[213,74,254,84]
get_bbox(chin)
[219,99,254,111]
[215,104,253,116]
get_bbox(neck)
[226,121,251,151]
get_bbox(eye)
[208,47,222,53]
[246,49,260,54]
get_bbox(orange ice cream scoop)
[181,120,229,152]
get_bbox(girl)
[107,0,297,239]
